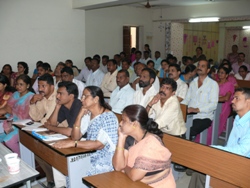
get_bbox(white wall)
[85,6,153,57]
[0,0,85,74]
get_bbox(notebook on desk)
[31,131,68,141]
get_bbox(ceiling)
[73,0,243,10]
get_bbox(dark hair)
[161,59,170,65]
[93,54,100,63]
[169,63,181,72]
[38,73,54,85]
[123,105,163,138]
[155,51,160,55]
[58,81,78,99]
[118,69,129,78]
[144,44,151,52]
[0,74,15,93]
[141,68,156,81]
[102,55,109,61]
[38,62,51,71]
[16,74,34,93]
[120,52,126,57]
[131,48,136,53]
[209,66,217,74]
[108,59,117,65]
[18,62,29,74]
[133,61,141,68]
[36,61,43,66]
[1,64,13,75]
[85,86,111,110]
[184,64,196,74]
[92,58,100,64]
[135,50,142,55]
[56,62,66,68]
[196,47,203,52]
[235,87,250,99]
[232,44,238,48]
[218,66,230,75]
[161,77,177,92]
[239,65,248,72]
[144,51,149,55]
[220,60,232,72]
[84,57,92,62]
[238,52,245,57]
[61,67,74,75]
[147,60,155,66]
[65,59,73,65]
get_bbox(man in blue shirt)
[189,87,250,188]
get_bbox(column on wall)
[170,22,184,63]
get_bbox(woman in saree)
[113,104,176,188]
[0,74,34,155]
[11,61,29,87]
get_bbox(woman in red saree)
[113,105,176,188]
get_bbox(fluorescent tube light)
[189,17,219,23]
[243,26,250,29]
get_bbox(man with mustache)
[32,63,50,94]
[29,73,57,188]
[146,77,186,136]
[109,70,134,114]
[189,87,250,188]
[182,60,219,141]
[133,68,158,107]
[168,63,188,102]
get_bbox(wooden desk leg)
[211,103,222,145]
[67,153,92,188]
[25,180,31,188]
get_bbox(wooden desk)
[163,134,250,188]
[14,124,94,188]
[83,171,151,188]
[0,143,39,188]
[0,116,6,120]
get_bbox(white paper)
[21,122,44,131]
[42,134,68,141]
[14,119,33,126]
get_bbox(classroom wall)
[85,6,153,58]
[0,0,85,74]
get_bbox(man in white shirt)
[234,65,250,80]
[146,77,186,136]
[75,57,92,83]
[182,60,219,140]
[100,55,109,74]
[133,68,158,107]
[232,52,250,74]
[122,59,136,83]
[32,63,50,94]
[86,58,105,87]
[61,67,85,100]
[143,51,152,65]
[168,63,188,102]
[132,50,145,67]
[109,70,134,114]
[101,59,118,97]
[114,54,122,70]
[153,51,162,71]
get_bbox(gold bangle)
[75,140,78,148]
[116,147,124,151]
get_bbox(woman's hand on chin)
[118,127,128,139]
[53,140,74,149]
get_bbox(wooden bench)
[236,79,250,88]
[163,134,250,188]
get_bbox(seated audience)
[11,61,29,87]
[130,47,136,63]
[0,75,34,155]
[109,70,134,114]
[65,59,79,77]
[32,61,43,80]
[75,57,92,83]
[132,63,146,90]
[1,64,13,83]
[234,65,250,80]
[232,52,250,74]
[153,51,162,71]
[147,60,159,75]
[192,47,206,64]
[132,51,144,66]
[86,58,105,87]
[61,67,85,99]
[146,78,186,137]
[158,59,170,79]
[133,68,158,107]
[180,64,196,84]
[53,62,66,89]
[113,104,176,188]
[189,87,250,188]
[120,51,126,62]
[43,81,82,137]
[143,51,152,64]
[114,54,122,70]
[168,64,188,102]
[32,62,50,94]
[227,44,238,64]
[100,55,109,73]
[122,59,136,83]
[100,59,118,97]
[182,60,219,141]
[53,86,118,187]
